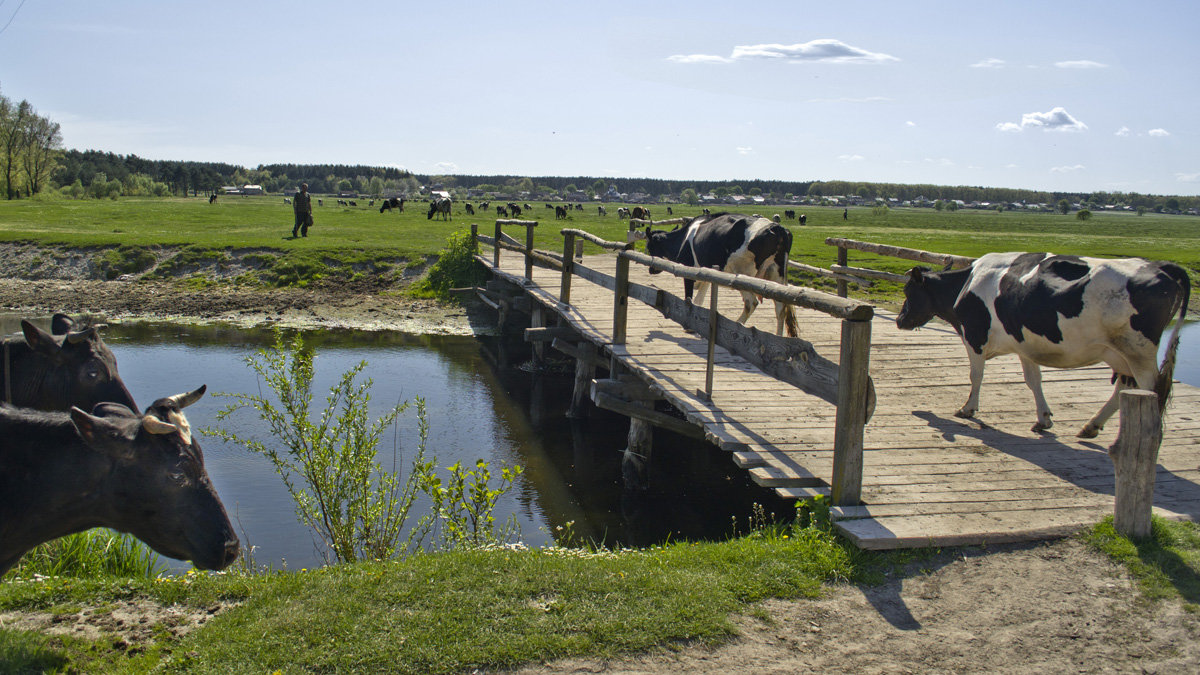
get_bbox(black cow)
[798,214,807,225]
[897,252,1190,437]
[465,203,475,216]
[1,316,138,413]
[555,205,569,220]
[0,386,239,576]
[631,206,649,221]
[507,203,522,218]
[644,213,799,337]
[497,205,509,217]
[379,197,405,213]
[427,197,451,221]
[784,210,795,220]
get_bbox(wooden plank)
[834,506,1110,550]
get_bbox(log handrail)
[824,237,975,297]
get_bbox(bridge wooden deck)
[482,246,1200,549]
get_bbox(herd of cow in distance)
[0,200,1190,575]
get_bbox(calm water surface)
[12,315,1200,572]
[4,315,788,572]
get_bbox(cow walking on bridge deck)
[644,212,799,337]
[896,252,1190,437]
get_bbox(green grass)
[0,522,859,674]
[4,195,1197,303]
[1083,516,1200,608]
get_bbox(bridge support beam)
[1110,389,1162,539]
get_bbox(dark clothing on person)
[292,190,313,237]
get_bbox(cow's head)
[427,202,437,219]
[21,318,140,414]
[896,266,938,330]
[69,385,239,571]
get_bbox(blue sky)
[1,0,1196,195]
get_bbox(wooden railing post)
[470,223,478,257]
[524,222,536,281]
[493,221,502,270]
[613,254,630,345]
[832,317,871,505]
[700,279,718,400]
[836,246,849,298]
[1110,389,1162,538]
[560,230,576,305]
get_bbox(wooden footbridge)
[469,220,1200,549]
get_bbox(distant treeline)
[48,151,1198,211]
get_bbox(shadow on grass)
[1084,516,1200,604]
[0,628,69,673]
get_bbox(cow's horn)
[167,384,207,409]
[65,326,97,344]
[142,416,178,435]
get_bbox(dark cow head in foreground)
[897,252,1190,437]
[643,212,799,337]
[2,314,138,414]
[0,385,238,576]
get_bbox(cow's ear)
[643,225,652,237]
[908,267,925,283]
[51,313,75,335]
[70,406,137,457]
[21,320,64,361]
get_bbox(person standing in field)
[292,183,313,238]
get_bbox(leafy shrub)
[410,229,483,298]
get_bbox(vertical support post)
[493,221,502,270]
[1110,389,1162,539]
[700,280,718,400]
[531,305,545,369]
[524,222,535,281]
[560,230,576,305]
[568,341,596,418]
[836,246,849,298]
[832,318,872,506]
[470,223,478,257]
[613,253,630,346]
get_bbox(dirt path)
[513,538,1200,674]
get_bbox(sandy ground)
[1,257,1198,672]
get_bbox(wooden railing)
[824,237,976,297]
[473,218,876,505]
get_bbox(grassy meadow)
[0,195,1197,301]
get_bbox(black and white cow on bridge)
[643,212,799,337]
[896,252,1190,437]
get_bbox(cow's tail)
[1155,263,1191,417]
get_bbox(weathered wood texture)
[478,245,1200,550]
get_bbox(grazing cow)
[480,201,490,211]
[798,214,807,225]
[702,208,711,216]
[896,252,1190,437]
[0,386,239,576]
[598,206,607,216]
[497,205,509,217]
[208,194,217,204]
[643,213,799,337]
[318,199,324,207]
[631,206,650,220]
[369,200,375,207]
[784,210,795,220]
[465,203,475,215]
[524,203,532,212]
[617,207,630,219]
[555,205,569,220]
[507,203,522,218]
[2,316,139,414]
[379,197,405,213]
[772,214,781,223]
[667,206,673,215]
[427,197,451,221]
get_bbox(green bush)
[411,229,484,298]
[95,245,157,280]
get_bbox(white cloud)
[1055,60,1108,69]
[995,107,1087,133]
[1115,126,1131,137]
[804,96,891,104]
[1149,128,1171,137]
[666,54,731,64]
[669,38,898,65]
[736,146,753,155]
[1050,164,1086,173]
[970,58,1006,68]
[1176,172,1200,183]
[838,154,865,162]
[434,161,459,172]
[905,121,917,127]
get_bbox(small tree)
[1076,209,1093,222]
[1058,199,1071,215]
[681,188,699,205]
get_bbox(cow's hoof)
[1077,424,1101,439]
[1032,422,1054,433]
[954,408,975,419]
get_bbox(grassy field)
[1,196,1197,300]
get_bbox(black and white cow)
[896,252,1190,437]
[644,212,799,337]
[427,197,451,221]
